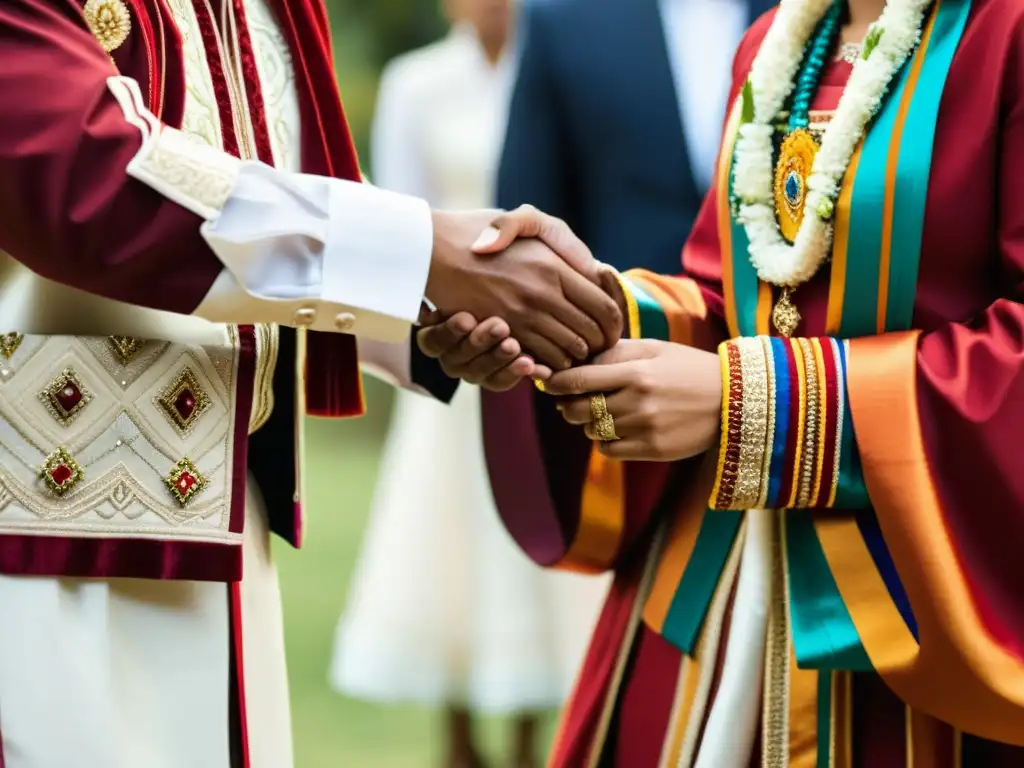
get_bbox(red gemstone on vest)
[174,389,197,420]
[56,382,83,413]
[177,472,196,493]
[50,464,73,486]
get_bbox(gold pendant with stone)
[773,129,820,244]
[772,288,801,338]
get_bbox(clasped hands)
[421,205,722,463]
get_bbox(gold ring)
[589,394,619,442]
[593,414,620,442]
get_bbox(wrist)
[709,336,858,512]
[426,209,453,302]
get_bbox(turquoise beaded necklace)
[787,0,845,132]
[773,0,845,249]
[769,0,845,333]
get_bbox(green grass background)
[274,381,558,767]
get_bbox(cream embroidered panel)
[0,334,242,543]
[0,2,295,545]
[246,0,303,172]
[164,0,224,147]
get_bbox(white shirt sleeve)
[108,75,433,344]
[351,58,441,390]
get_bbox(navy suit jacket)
[496,0,773,276]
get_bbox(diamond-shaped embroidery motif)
[156,367,211,433]
[0,333,23,360]
[40,368,93,426]
[109,335,142,365]
[40,447,84,496]
[165,458,207,506]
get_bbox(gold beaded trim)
[734,338,771,509]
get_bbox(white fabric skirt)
[331,384,610,714]
[0,476,292,768]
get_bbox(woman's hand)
[542,339,723,462]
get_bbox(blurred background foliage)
[326,0,447,159]
[274,3,560,767]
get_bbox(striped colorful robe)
[482,0,1024,765]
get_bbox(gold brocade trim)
[39,367,93,427]
[757,337,778,509]
[163,0,222,146]
[734,339,770,509]
[827,340,846,507]
[109,335,142,365]
[134,129,238,216]
[249,324,278,434]
[796,339,820,508]
[0,333,23,360]
[40,447,85,496]
[156,366,213,434]
[165,457,208,506]
[0,334,240,539]
[762,510,791,768]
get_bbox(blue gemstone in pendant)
[784,172,803,207]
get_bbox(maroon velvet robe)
[0,0,365,579]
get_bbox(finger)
[598,267,629,332]
[519,330,575,371]
[441,317,511,369]
[558,389,631,426]
[581,422,637,445]
[591,338,663,366]
[596,439,643,461]
[559,268,624,349]
[454,336,523,383]
[535,216,600,284]
[558,396,594,425]
[531,363,554,381]
[471,205,542,254]
[480,355,537,392]
[416,312,478,358]
[543,361,640,396]
[530,265,605,355]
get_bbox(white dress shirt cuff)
[108,76,433,343]
[198,164,433,342]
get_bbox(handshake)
[420,204,626,390]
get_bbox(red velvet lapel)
[269,0,365,417]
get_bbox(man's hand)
[417,312,552,392]
[426,206,623,370]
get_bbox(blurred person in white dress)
[329,2,610,767]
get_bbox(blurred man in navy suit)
[496,0,775,274]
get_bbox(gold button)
[293,307,316,326]
[334,312,356,332]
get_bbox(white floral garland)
[732,0,931,288]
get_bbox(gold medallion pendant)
[769,128,820,336]
[773,129,820,244]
